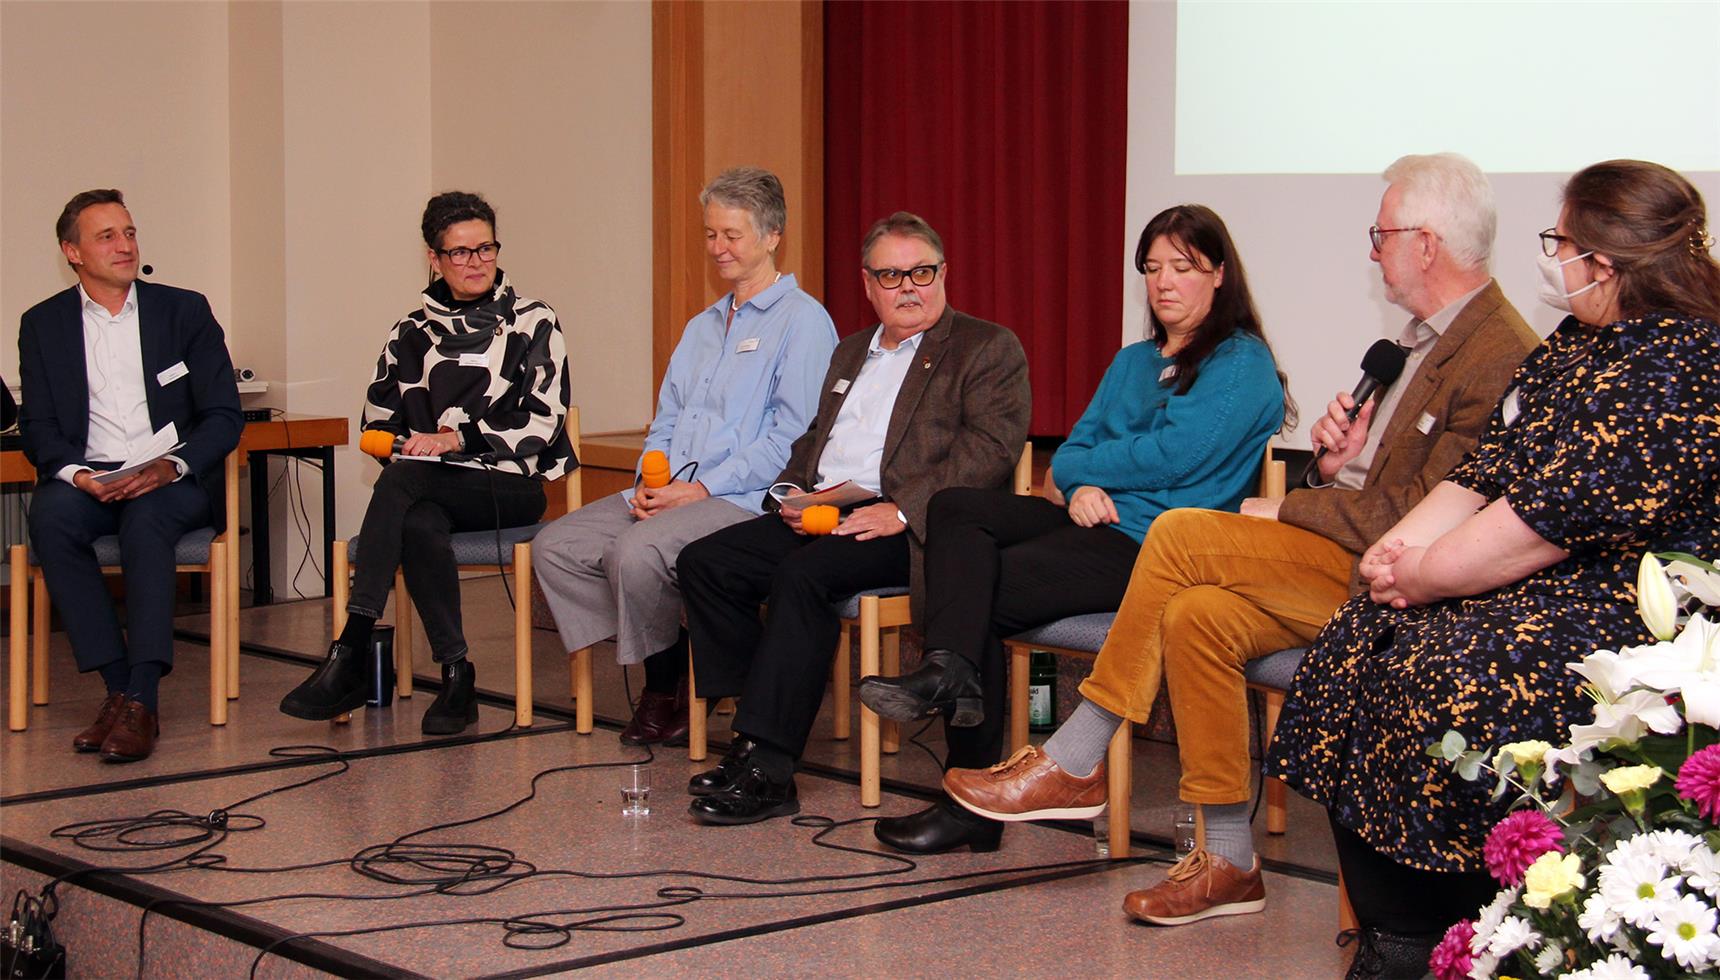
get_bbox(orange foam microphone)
[801,504,840,535]
[641,450,672,489]
[359,429,404,459]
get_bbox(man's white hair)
[1383,152,1496,271]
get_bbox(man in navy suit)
[18,189,241,762]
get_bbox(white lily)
[1666,558,1720,607]
[1565,688,1685,755]
[1640,552,1681,640]
[1569,648,1644,703]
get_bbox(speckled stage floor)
[2,576,1348,977]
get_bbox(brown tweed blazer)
[1277,279,1540,584]
[776,305,1031,610]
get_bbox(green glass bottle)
[1028,650,1057,732]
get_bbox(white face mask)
[1536,249,1600,312]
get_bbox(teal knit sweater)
[1051,331,1284,542]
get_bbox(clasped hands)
[1042,468,1117,528]
[1359,537,1436,609]
[631,479,709,520]
[73,459,178,502]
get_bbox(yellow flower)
[1522,852,1585,909]
[1497,740,1554,769]
[1599,764,1664,795]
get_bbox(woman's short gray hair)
[699,167,787,239]
[1383,152,1496,270]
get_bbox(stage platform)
[2,575,1347,977]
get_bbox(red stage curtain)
[824,0,1129,436]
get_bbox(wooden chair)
[1002,444,1285,858]
[11,451,240,731]
[330,408,581,729]
[686,443,1035,812]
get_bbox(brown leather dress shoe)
[619,680,690,746]
[942,744,1107,821]
[99,699,160,763]
[1123,849,1266,926]
[73,692,130,752]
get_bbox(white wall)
[1124,1,1720,444]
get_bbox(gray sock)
[1200,801,1255,870]
[1042,699,1123,778]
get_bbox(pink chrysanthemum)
[1676,744,1720,822]
[1429,919,1475,980]
[1483,809,1565,885]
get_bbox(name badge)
[1415,412,1437,435]
[1501,388,1521,426]
[736,337,761,353]
[458,352,490,368]
[156,361,189,386]
[1158,364,1178,382]
[832,378,851,394]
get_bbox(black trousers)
[28,476,212,675]
[1329,813,1496,936]
[678,513,911,758]
[350,462,545,662]
[921,487,1141,769]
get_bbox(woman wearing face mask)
[1267,160,1720,977]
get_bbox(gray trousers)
[530,492,751,664]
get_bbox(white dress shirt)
[57,283,185,485]
[815,327,924,495]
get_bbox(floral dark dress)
[1267,312,1720,873]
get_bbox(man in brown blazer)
[677,211,1031,825]
[939,153,1539,924]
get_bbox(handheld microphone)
[640,450,671,488]
[359,430,406,459]
[1300,339,1409,485]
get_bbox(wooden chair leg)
[31,569,49,706]
[514,544,533,728]
[332,543,351,725]
[687,649,707,761]
[880,629,900,754]
[1340,869,1357,931]
[1106,721,1131,858]
[1262,688,1288,834]
[9,546,28,732]
[1008,642,1030,752]
[573,647,593,734]
[832,625,851,741]
[228,522,241,700]
[859,596,882,808]
[208,542,229,726]
[394,571,414,698]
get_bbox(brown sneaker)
[98,699,160,763]
[73,692,129,752]
[942,745,1107,821]
[1123,849,1266,925]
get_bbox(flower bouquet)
[1427,552,1720,979]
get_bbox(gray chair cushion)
[1243,647,1308,691]
[347,523,544,568]
[1005,612,1118,654]
[833,586,911,620]
[29,526,216,567]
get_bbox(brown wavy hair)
[1563,160,1720,324]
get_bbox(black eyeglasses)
[864,263,942,289]
[436,241,502,265]
[1368,226,1422,251]
[1538,228,1577,258]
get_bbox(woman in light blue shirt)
[532,167,837,745]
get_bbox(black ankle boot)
[279,642,368,720]
[1340,926,1439,979]
[421,660,478,735]
[857,649,984,727]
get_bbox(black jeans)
[1329,813,1496,936]
[350,462,545,662]
[921,487,1141,769]
[678,513,911,759]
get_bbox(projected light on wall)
[1174,1,1720,175]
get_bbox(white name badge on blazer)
[458,352,489,368]
[832,379,851,394]
[1416,412,1437,435]
[156,361,189,386]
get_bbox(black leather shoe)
[280,642,368,720]
[688,765,799,825]
[858,649,983,727]
[422,660,479,735]
[688,737,758,797]
[874,798,1003,854]
[1339,927,1440,980]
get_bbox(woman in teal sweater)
[859,204,1291,855]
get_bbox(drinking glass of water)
[621,764,651,817]
[1173,805,1198,859]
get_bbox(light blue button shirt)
[815,327,924,495]
[640,273,838,512]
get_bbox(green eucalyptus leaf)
[1440,730,1467,761]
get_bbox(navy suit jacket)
[17,280,243,529]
